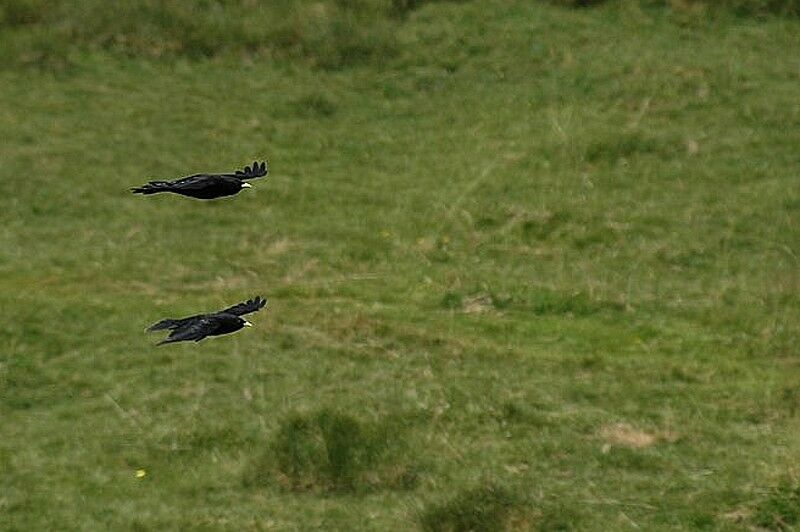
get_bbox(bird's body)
[147,296,267,345]
[132,161,267,200]
[133,175,247,199]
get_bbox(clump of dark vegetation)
[546,0,608,8]
[583,131,679,164]
[389,0,471,16]
[703,0,800,17]
[1,0,48,26]
[554,0,800,16]
[526,287,625,316]
[245,408,417,493]
[752,480,800,530]
[418,482,529,531]
[779,386,800,417]
[497,400,553,428]
[521,210,572,241]
[292,92,338,118]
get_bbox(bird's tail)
[131,181,173,195]
[147,318,187,331]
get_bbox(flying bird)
[147,296,267,345]
[131,161,268,199]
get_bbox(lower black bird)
[132,161,268,199]
[147,296,267,345]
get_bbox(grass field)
[2,0,800,529]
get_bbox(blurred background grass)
[1,0,800,529]
[1,0,799,71]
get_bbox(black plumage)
[132,161,268,199]
[147,296,267,345]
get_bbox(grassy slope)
[2,1,800,529]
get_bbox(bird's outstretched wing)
[230,161,268,180]
[169,174,227,190]
[158,317,219,345]
[219,296,267,316]
[132,174,216,194]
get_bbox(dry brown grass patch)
[599,423,677,449]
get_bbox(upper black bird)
[132,161,268,199]
[147,296,267,345]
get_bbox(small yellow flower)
[380,230,390,238]
[135,469,146,479]
[441,235,450,244]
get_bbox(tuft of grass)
[292,92,338,118]
[389,0,471,16]
[418,483,529,532]
[521,210,572,240]
[550,0,800,16]
[0,0,49,27]
[753,480,800,530]
[547,0,608,8]
[694,0,800,17]
[246,409,416,493]
[583,131,679,164]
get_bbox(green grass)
[1,0,800,529]
[245,408,417,493]
[753,480,800,530]
[419,482,532,531]
[0,0,424,70]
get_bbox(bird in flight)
[147,296,267,345]
[131,161,268,199]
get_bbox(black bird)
[132,161,268,199]
[147,296,267,345]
